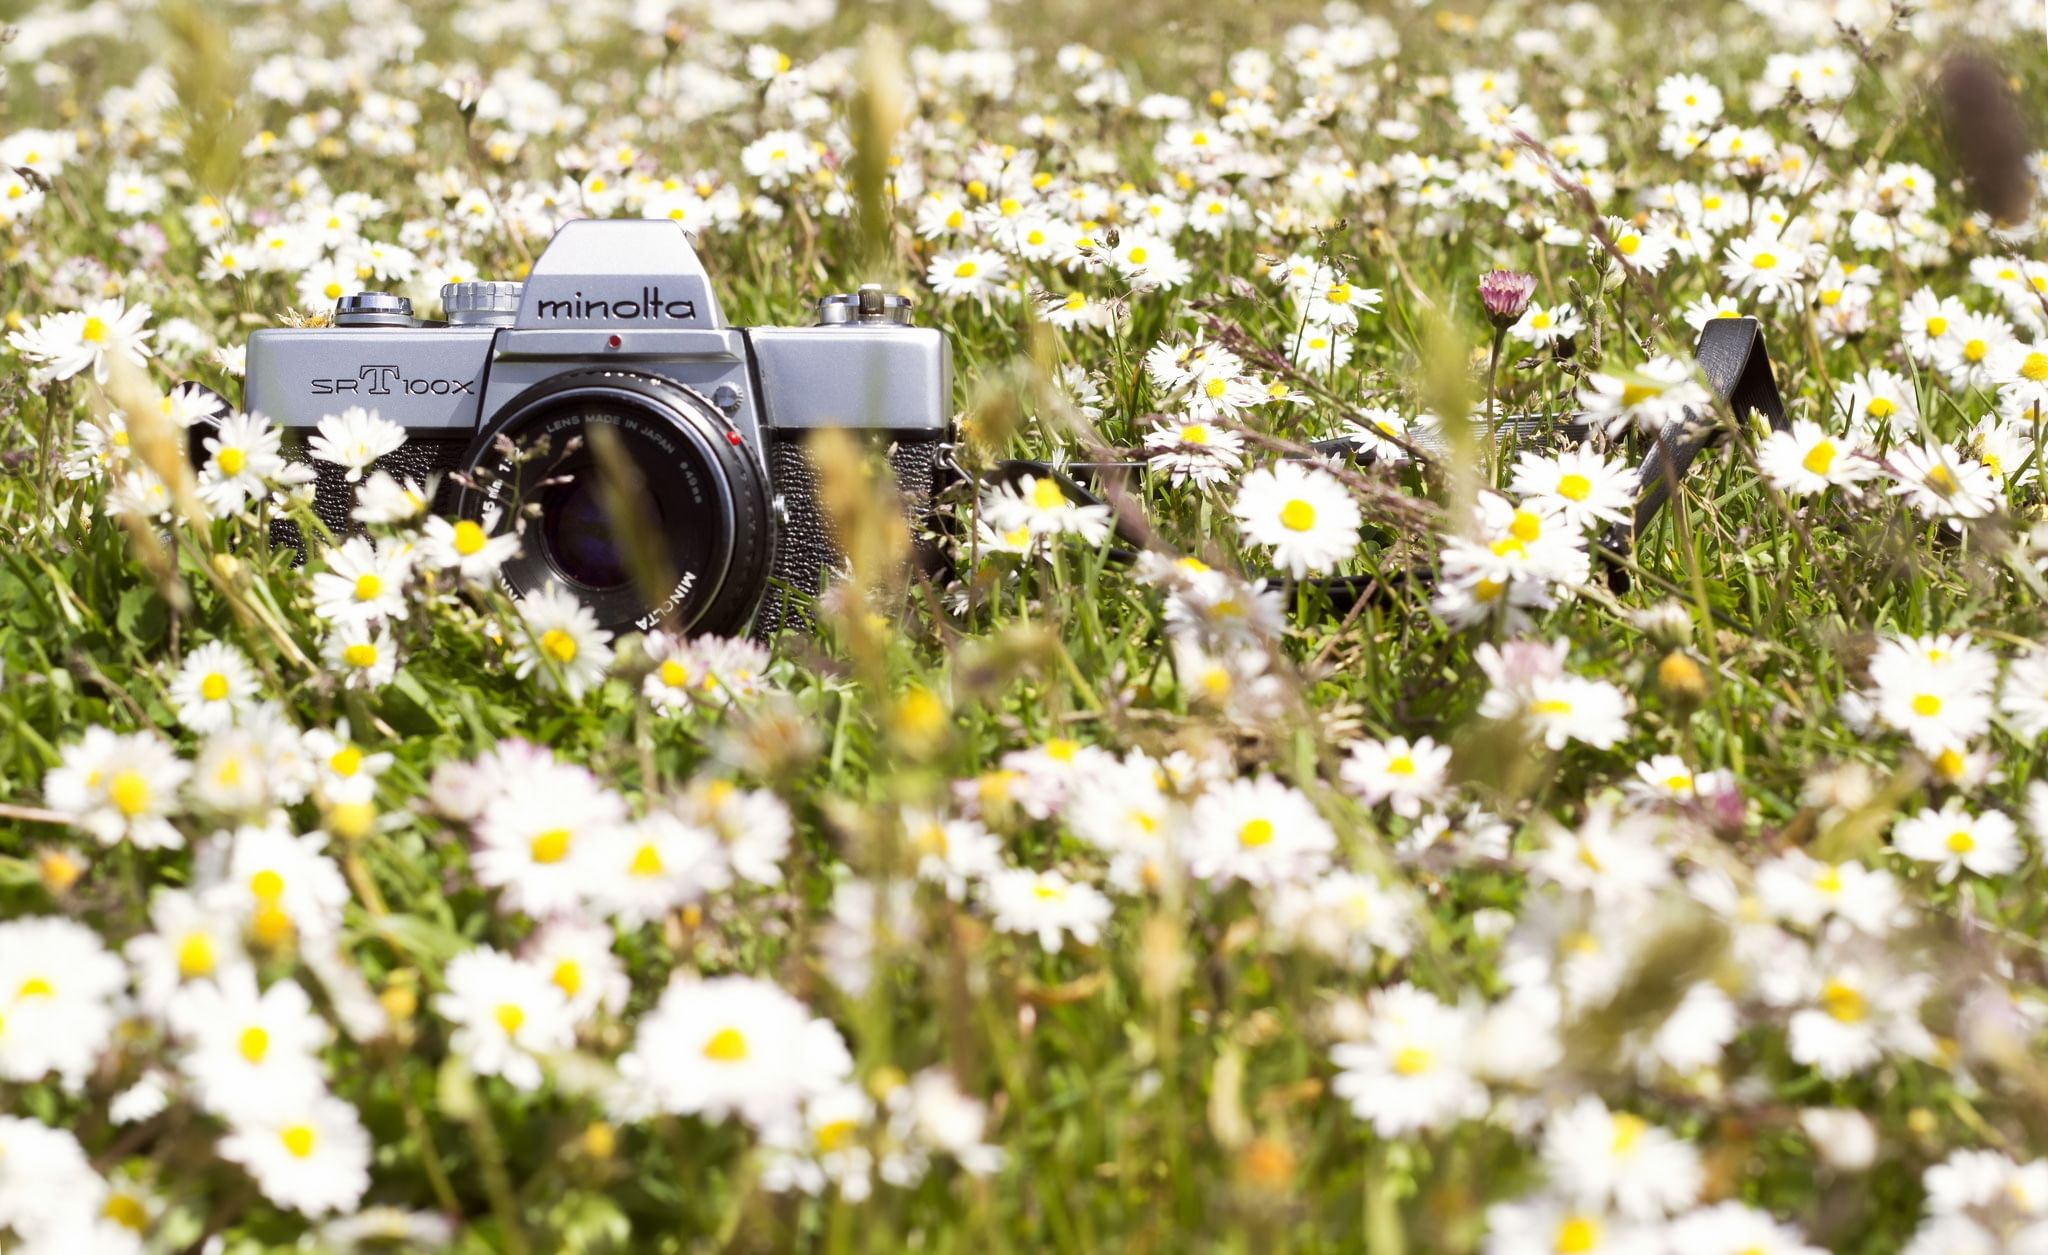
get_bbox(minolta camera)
[237,219,952,636]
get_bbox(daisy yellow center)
[530,828,572,864]
[1866,396,1897,420]
[1802,440,1837,475]
[816,1118,858,1152]
[251,869,285,901]
[1391,1046,1432,1076]
[1328,283,1351,304]
[102,1194,148,1231]
[1963,339,1987,363]
[703,1027,749,1061]
[1180,425,1209,444]
[108,770,151,816]
[659,659,690,688]
[1531,698,1573,716]
[1045,738,1078,762]
[495,1003,525,1035]
[1554,1216,1601,1254]
[280,1125,317,1158]
[217,447,246,475]
[1532,311,1552,329]
[1387,755,1416,776]
[324,281,344,299]
[353,573,382,601]
[552,960,582,998]
[1492,534,1530,558]
[252,906,293,947]
[1279,499,1316,531]
[1934,748,1966,779]
[329,746,363,777]
[17,976,54,999]
[177,932,217,977]
[1814,866,1842,893]
[1665,773,1693,791]
[1750,252,1777,271]
[82,316,109,343]
[1031,479,1065,510]
[1557,473,1591,501]
[1610,1112,1647,1152]
[541,628,578,663]
[1204,376,1229,398]
[1926,316,1949,336]
[1821,980,1866,1023]
[200,672,230,701]
[629,842,664,876]
[1912,693,1942,716]
[1620,382,1661,407]
[1473,577,1505,602]
[1946,829,1976,854]
[1510,510,1542,542]
[1128,246,1148,264]
[2020,352,2048,383]
[954,260,978,279]
[1616,234,1640,256]
[452,519,488,556]
[239,1025,270,1063]
[343,642,378,668]
[1238,818,1275,848]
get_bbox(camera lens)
[452,371,775,636]
[539,474,640,591]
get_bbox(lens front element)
[453,370,774,636]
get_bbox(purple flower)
[1478,269,1536,324]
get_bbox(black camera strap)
[972,316,1787,607]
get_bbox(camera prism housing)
[241,219,952,637]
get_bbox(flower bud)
[1657,651,1707,705]
[1478,268,1535,326]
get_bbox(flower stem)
[1485,324,1508,481]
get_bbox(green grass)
[4,0,2048,1250]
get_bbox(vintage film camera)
[239,219,951,635]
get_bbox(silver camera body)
[243,219,952,636]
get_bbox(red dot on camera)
[726,432,743,445]
[606,334,622,349]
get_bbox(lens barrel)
[452,370,775,636]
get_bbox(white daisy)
[0,917,127,1086]
[510,583,616,700]
[1340,735,1451,818]
[311,536,414,625]
[984,866,1114,952]
[612,975,853,1132]
[1231,461,1361,577]
[434,947,576,1092]
[217,1092,372,1218]
[169,640,259,733]
[1891,800,2023,882]
[1186,776,1336,886]
[43,726,190,850]
[305,407,407,483]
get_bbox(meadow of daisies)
[6,0,2048,1249]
